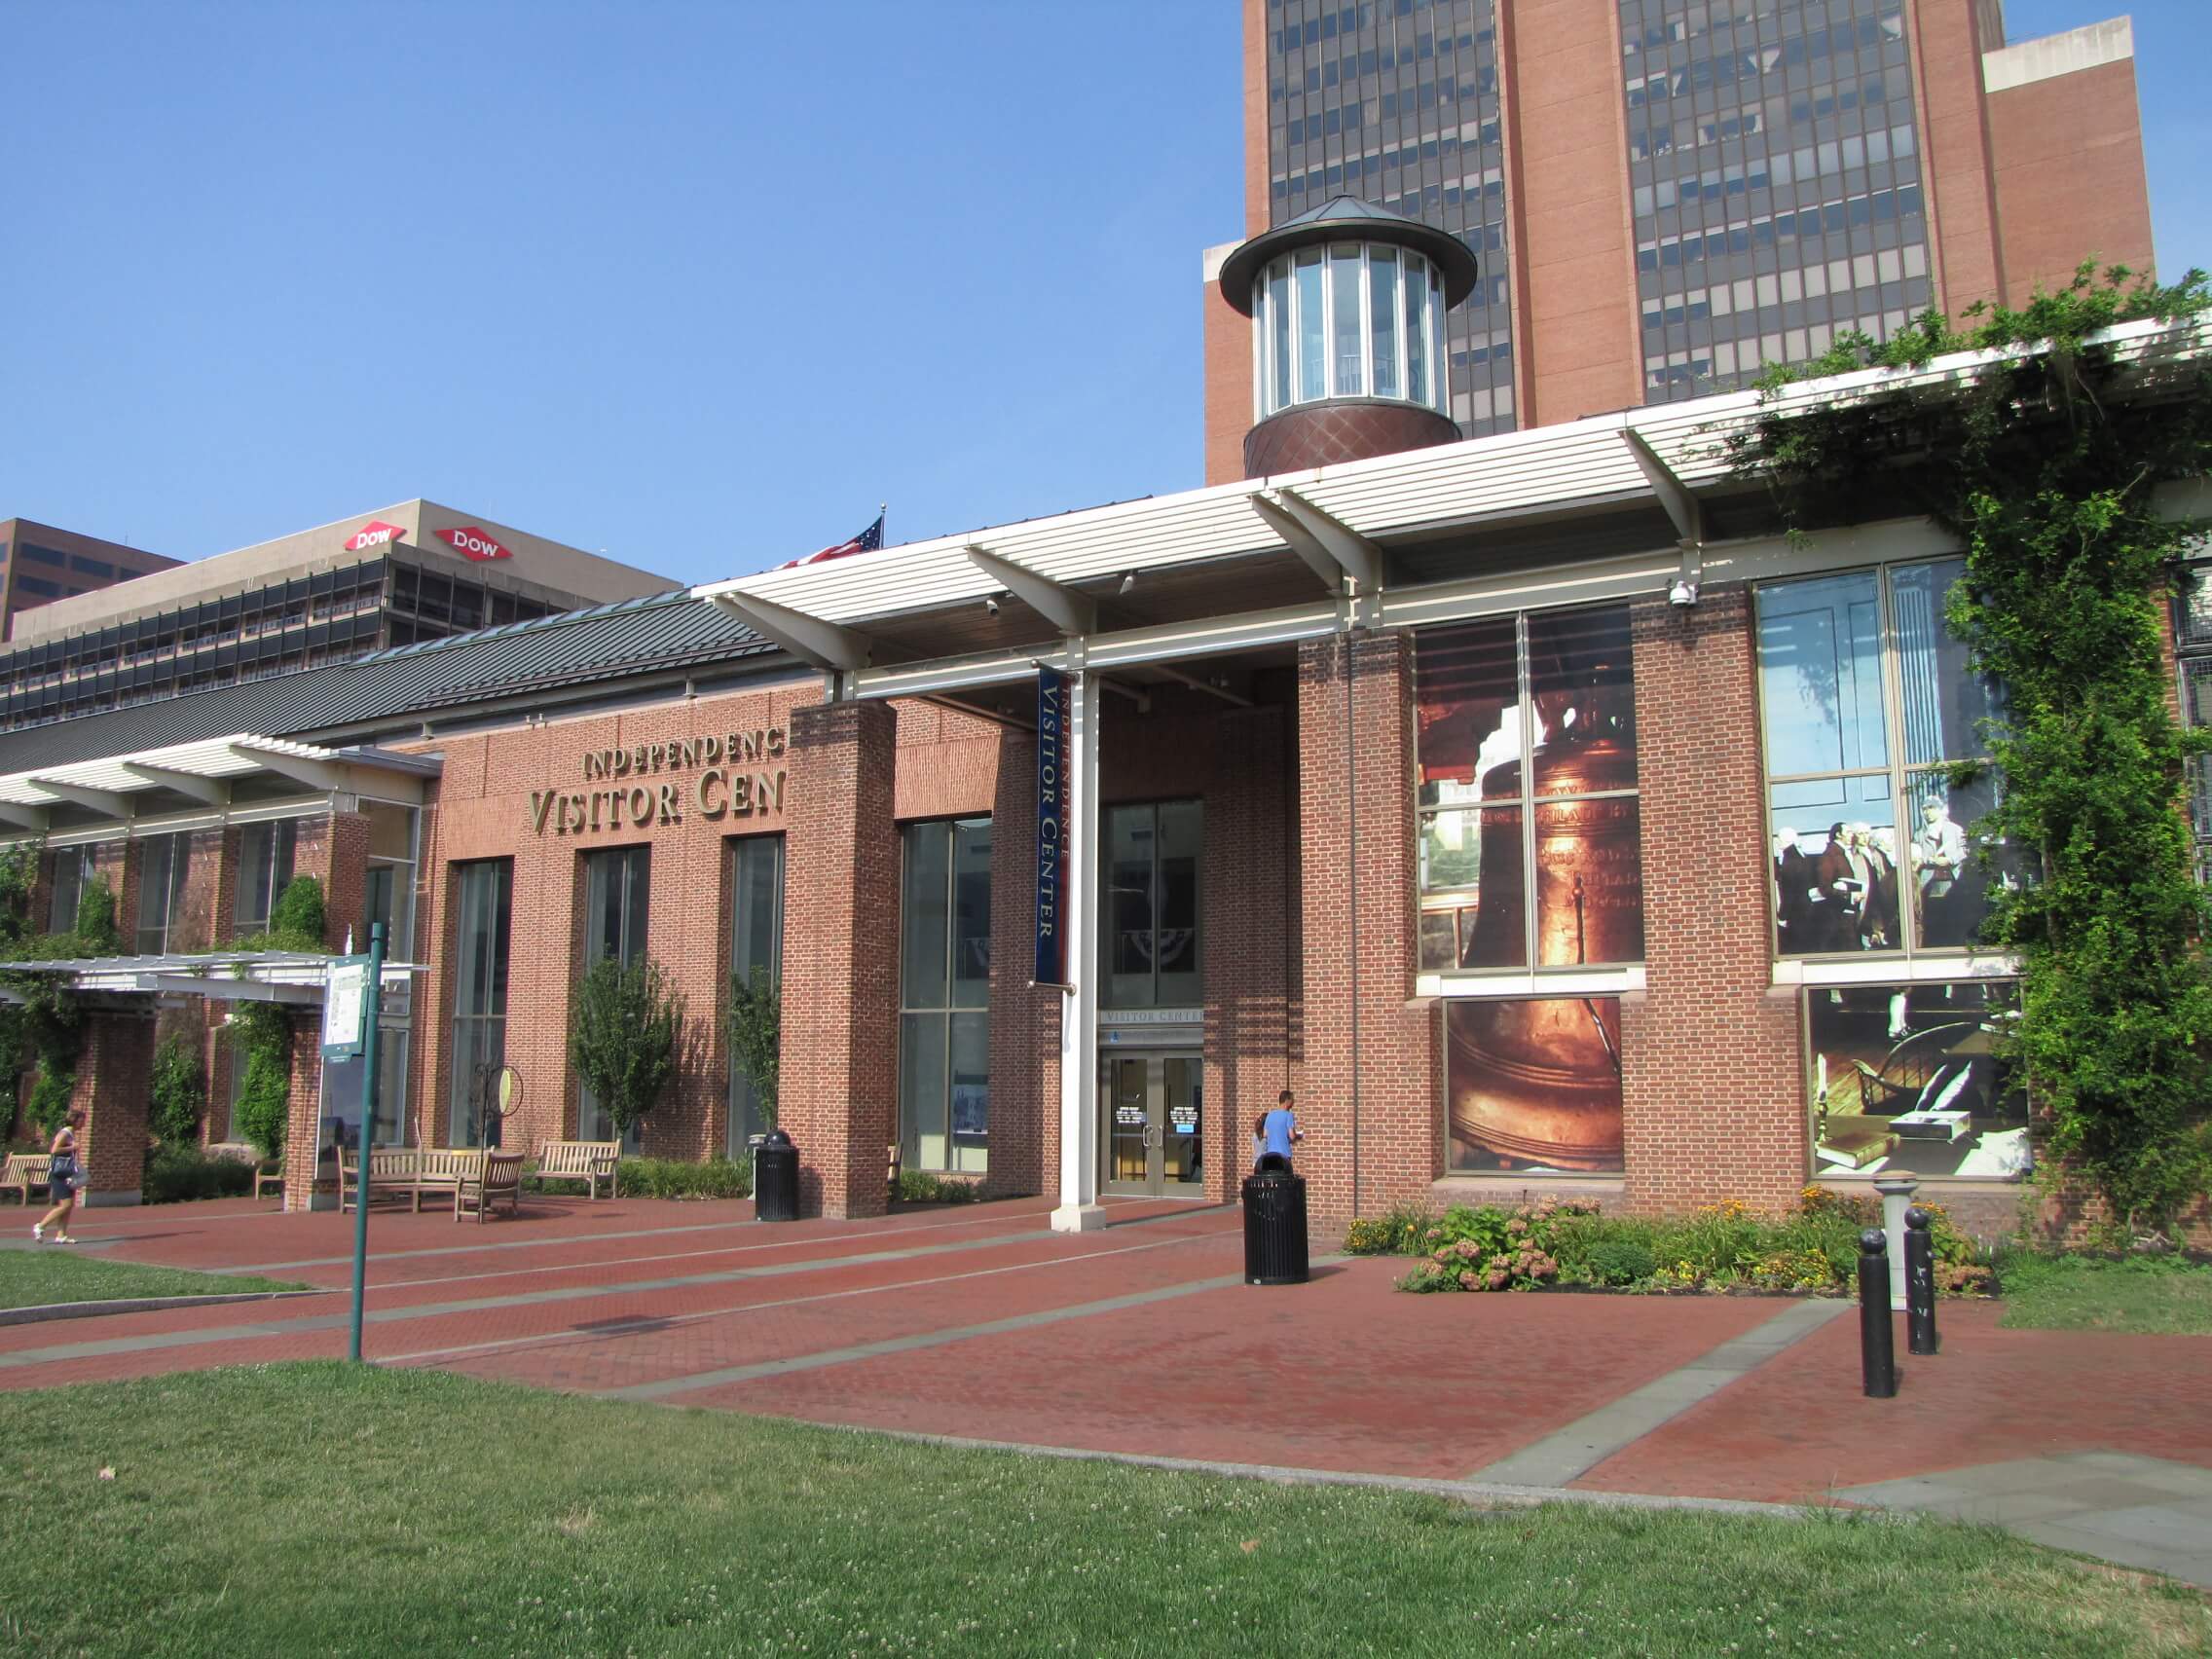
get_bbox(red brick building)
[4,314,2204,1239]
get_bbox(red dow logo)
[343,520,409,552]
[436,526,512,562]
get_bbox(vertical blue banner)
[1034,665,1068,987]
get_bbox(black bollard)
[1858,1228,1898,1398]
[1903,1206,1938,1355]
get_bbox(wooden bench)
[253,1165,286,1201]
[454,1152,525,1224]
[533,1139,620,1200]
[339,1147,486,1213]
[1,1154,51,1205]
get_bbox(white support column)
[1050,664,1106,1233]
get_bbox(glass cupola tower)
[1218,196,1479,478]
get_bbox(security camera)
[1668,577,1700,608]
[984,596,1002,616]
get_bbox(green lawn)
[0,1251,305,1311]
[1999,1252,2212,1334]
[0,1365,2202,1657]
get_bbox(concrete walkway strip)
[1469,1297,1852,1488]
[609,1270,1256,1401]
[869,1429,1821,1520]
[0,1220,1239,1373]
[0,1288,331,1328]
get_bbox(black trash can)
[754,1128,799,1223]
[1240,1156,1309,1285]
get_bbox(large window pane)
[449,861,511,1148]
[235,820,298,932]
[901,822,950,1011]
[1330,244,1364,396]
[727,835,785,1150]
[1808,979,2029,1179]
[134,832,188,955]
[578,846,648,1148]
[1294,250,1325,402]
[1447,997,1624,1173]
[1369,249,1400,398]
[949,1011,989,1174]
[900,1011,948,1172]
[1405,258,1431,405]
[48,847,87,936]
[1267,258,1292,413]
[1769,781,1900,955]
[1156,801,1202,1006]
[1419,805,1526,972]
[951,821,992,1009]
[1892,560,1998,763]
[1527,607,1637,788]
[1415,616,1521,805]
[1757,571,1887,777]
[1902,766,2015,950]
[1105,805,1157,1007]
[899,818,989,1174]
[1534,798,1644,966]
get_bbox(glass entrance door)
[1102,1052,1204,1197]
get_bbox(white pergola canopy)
[0,733,435,838]
[0,950,422,1006]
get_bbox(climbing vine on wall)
[1731,264,2212,1237]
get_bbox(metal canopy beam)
[27,777,134,818]
[0,802,48,831]
[227,745,350,793]
[1621,428,1707,550]
[119,761,230,805]
[709,592,873,672]
[1251,487,1384,596]
[963,544,1096,636]
[141,975,320,1005]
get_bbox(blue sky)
[1,1,2201,590]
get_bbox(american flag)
[778,510,884,570]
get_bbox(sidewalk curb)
[0,1288,332,1328]
[845,1426,1873,1521]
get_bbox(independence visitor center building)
[4,200,2199,1237]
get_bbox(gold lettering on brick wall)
[530,723,791,836]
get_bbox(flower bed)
[1345,1188,1995,1297]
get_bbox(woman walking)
[32,1109,84,1243]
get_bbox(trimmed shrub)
[1585,1235,1659,1287]
[143,1144,254,1204]
[604,1157,750,1200]
[896,1169,983,1205]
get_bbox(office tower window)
[1102,802,1202,1008]
[900,819,991,1174]
[449,861,513,1149]
[234,820,299,933]
[1619,0,1934,397]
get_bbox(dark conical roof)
[1218,197,1480,314]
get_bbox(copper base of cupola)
[1243,399,1460,479]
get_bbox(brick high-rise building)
[1203,1,2155,482]
[0,519,179,640]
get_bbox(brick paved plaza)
[8,1194,2211,1572]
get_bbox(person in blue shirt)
[1259,1089,1303,1167]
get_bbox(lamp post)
[346,923,387,1364]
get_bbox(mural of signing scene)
[1808,978,2030,1179]
[1756,561,2016,955]
[1416,605,1641,1173]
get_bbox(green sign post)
[325,923,387,1364]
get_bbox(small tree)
[269,875,327,950]
[149,1031,205,1146]
[569,955,682,1139]
[724,965,782,1130]
[74,875,120,954]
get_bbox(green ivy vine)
[1731,264,2212,1238]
